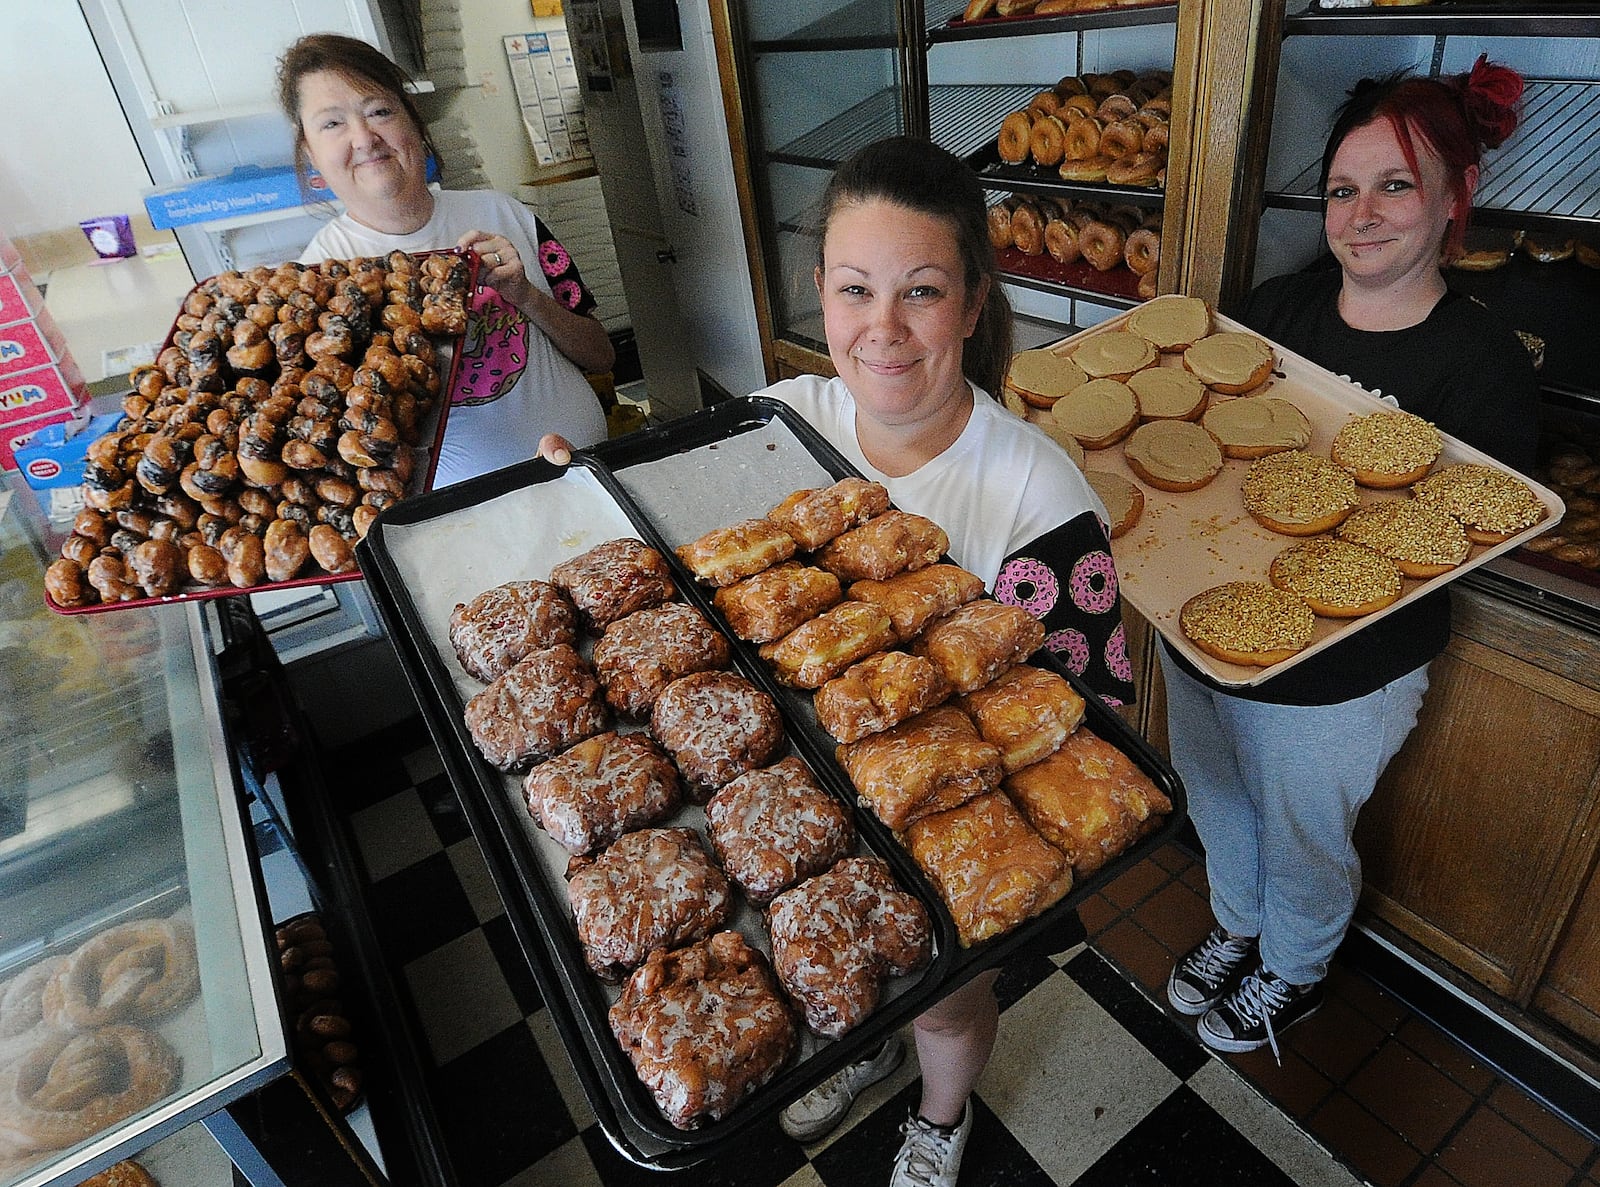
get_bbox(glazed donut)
[1105,204,1144,233]
[964,0,998,17]
[1010,201,1046,256]
[1449,248,1509,272]
[1124,227,1160,275]
[1062,116,1103,160]
[1138,269,1159,299]
[1080,220,1126,272]
[0,959,68,1068]
[1058,156,1111,183]
[1096,94,1138,123]
[1027,89,1065,119]
[1139,95,1172,120]
[1522,235,1575,263]
[1061,93,1099,118]
[1141,122,1170,156]
[1101,118,1145,158]
[1054,75,1088,97]
[998,111,1033,165]
[1107,151,1164,187]
[1030,115,1068,167]
[987,199,1015,250]
[1045,213,1081,264]
[1577,242,1600,269]
[0,1025,180,1154]
[41,918,199,1030]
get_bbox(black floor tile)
[580,1115,807,1187]
[812,1081,1054,1187]
[430,1021,577,1184]
[321,742,418,813]
[416,770,472,847]
[996,950,1062,1011]
[1066,948,1209,1082]
[483,912,545,1017]
[367,851,480,967]
[1072,1085,1299,1187]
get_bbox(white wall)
[0,0,153,239]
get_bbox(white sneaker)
[890,1103,972,1187]
[779,1036,905,1143]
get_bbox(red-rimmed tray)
[997,246,1146,299]
[44,249,476,615]
[946,0,1175,29]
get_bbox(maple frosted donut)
[1050,378,1139,449]
[1128,367,1207,421]
[1079,219,1126,272]
[1201,395,1312,458]
[1183,331,1276,394]
[998,110,1034,164]
[1122,419,1224,492]
[1083,469,1145,538]
[1010,201,1046,255]
[1029,115,1068,167]
[994,556,1059,616]
[1126,295,1210,351]
[1072,330,1157,380]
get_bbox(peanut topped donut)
[1268,537,1403,618]
[1331,410,1441,488]
[1410,463,1547,544]
[1335,500,1471,578]
[1241,450,1359,536]
[1180,581,1316,667]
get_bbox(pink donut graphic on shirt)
[994,557,1059,617]
[539,239,571,277]
[1045,627,1091,675]
[1069,551,1118,614]
[1106,623,1132,683]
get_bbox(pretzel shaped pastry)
[0,1025,180,1154]
[41,918,199,1030]
[0,958,67,1068]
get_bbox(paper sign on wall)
[657,71,696,216]
[505,32,592,166]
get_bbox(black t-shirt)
[1165,269,1541,706]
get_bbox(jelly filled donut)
[998,111,1033,165]
[1030,115,1068,167]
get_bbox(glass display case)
[0,476,288,1187]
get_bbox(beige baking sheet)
[1028,305,1567,687]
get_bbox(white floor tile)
[350,790,442,882]
[777,1164,828,1187]
[978,972,1180,1185]
[403,745,446,787]
[503,1135,605,1187]
[1188,1060,1364,1187]
[529,1006,598,1132]
[447,837,507,924]
[404,930,523,1065]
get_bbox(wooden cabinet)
[1352,574,1600,1048]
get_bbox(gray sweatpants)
[1158,649,1430,985]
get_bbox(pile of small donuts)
[1523,433,1600,570]
[995,69,1172,189]
[276,914,362,1114]
[44,251,468,609]
[988,197,1161,298]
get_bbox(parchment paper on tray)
[1034,309,1566,688]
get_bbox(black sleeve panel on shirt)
[993,511,1136,707]
[530,214,599,318]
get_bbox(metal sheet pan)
[1030,308,1568,687]
[44,250,474,616]
[358,396,1186,1167]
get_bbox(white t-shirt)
[300,190,606,487]
[759,374,1107,587]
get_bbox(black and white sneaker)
[1199,969,1325,1058]
[1166,927,1257,1016]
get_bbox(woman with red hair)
[1160,58,1539,1056]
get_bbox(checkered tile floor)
[314,720,1598,1187]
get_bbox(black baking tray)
[356,395,1186,1167]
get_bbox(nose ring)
[487,251,501,266]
